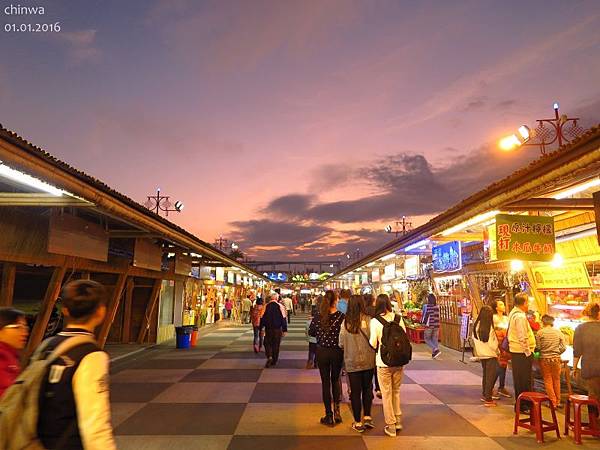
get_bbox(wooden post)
[137,279,162,344]
[25,266,67,357]
[97,272,129,348]
[0,263,17,307]
[121,278,134,343]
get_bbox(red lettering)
[498,224,511,238]
[532,242,543,254]
[522,242,532,254]
[498,237,511,251]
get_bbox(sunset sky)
[2,0,599,260]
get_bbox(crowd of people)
[1,282,599,446]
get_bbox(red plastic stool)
[565,395,600,445]
[513,392,561,443]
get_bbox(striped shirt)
[422,304,440,328]
[536,326,566,358]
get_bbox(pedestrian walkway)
[109,314,598,449]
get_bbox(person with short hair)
[0,307,29,397]
[260,293,288,367]
[305,306,318,369]
[508,292,536,413]
[37,279,117,450]
[573,303,600,418]
[370,294,406,437]
[250,298,265,353]
[337,289,351,315]
[242,295,252,324]
[536,314,567,408]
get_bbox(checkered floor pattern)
[109,314,597,449]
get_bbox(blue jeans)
[423,327,439,354]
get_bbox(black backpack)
[376,314,412,367]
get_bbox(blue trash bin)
[175,326,191,349]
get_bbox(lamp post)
[499,103,584,155]
[385,216,413,238]
[144,188,184,216]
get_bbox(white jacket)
[472,323,499,359]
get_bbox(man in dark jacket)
[260,293,287,367]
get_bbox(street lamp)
[499,102,584,155]
[144,187,184,216]
[385,216,413,238]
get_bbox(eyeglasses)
[3,324,29,331]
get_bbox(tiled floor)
[110,314,599,449]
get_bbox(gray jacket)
[339,314,376,372]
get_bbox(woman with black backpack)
[369,294,409,437]
[309,290,345,426]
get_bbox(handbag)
[500,314,512,353]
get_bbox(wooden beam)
[24,265,67,358]
[0,250,181,280]
[97,271,129,348]
[122,278,134,343]
[0,193,93,207]
[137,278,162,344]
[109,230,161,239]
[0,263,16,306]
[504,198,594,211]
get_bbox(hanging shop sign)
[263,272,288,282]
[461,241,484,265]
[227,271,235,284]
[199,266,213,280]
[484,224,497,262]
[532,262,591,289]
[361,272,369,285]
[354,274,360,286]
[494,214,555,262]
[382,263,396,281]
[404,256,420,278]
[594,191,600,246]
[372,269,380,283]
[236,273,243,285]
[432,241,462,273]
[215,267,225,282]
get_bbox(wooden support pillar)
[121,278,134,344]
[0,263,17,307]
[137,279,162,344]
[25,266,67,357]
[97,271,129,348]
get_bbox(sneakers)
[363,416,374,429]
[432,349,442,359]
[384,425,396,437]
[265,358,273,368]
[484,401,498,407]
[352,422,365,433]
[320,414,334,427]
[375,390,382,399]
[491,392,500,400]
[498,388,512,398]
[395,416,403,431]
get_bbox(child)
[536,314,567,408]
[305,307,318,369]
